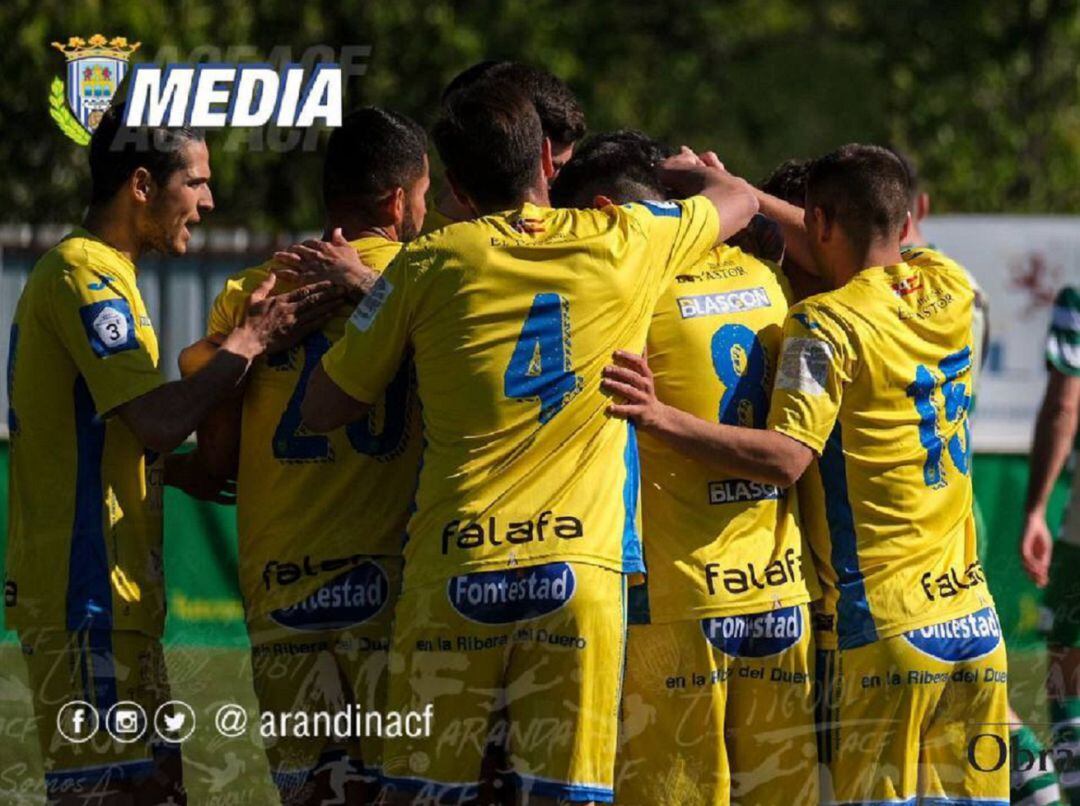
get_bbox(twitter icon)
[154,700,197,743]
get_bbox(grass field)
[0,642,1056,804]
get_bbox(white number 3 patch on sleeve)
[79,298,139,357]
[776,337,833,396]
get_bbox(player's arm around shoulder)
[300,245,419,433]
[601,350,813,488]
[657,150,759,246]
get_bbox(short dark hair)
[433,78,543,210]
[443,61,586,146]
[760,158,810,206]
[550,130,670,207]
[806,144,910,255]
[89,103,204,205]
[888,147,921,209]
[323,107,427,216]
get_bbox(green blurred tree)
[2,0,1077,229]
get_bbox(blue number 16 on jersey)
[906,346,973,487]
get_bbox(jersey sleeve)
[207,267,270,338]
[50,264,162,416]
[766,302,855,454]
[321,249,413,404]
[622,196,720,289]
[1046,286,1080,376]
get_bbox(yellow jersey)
[6,228,165,635]
[767,247,991,650]
[635,244,817,623]
[207,237,422,620]
[322,198,720,589]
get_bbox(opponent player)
[178,107,429,805]
[427,60,586,228]
[4,105,337,805]
[293,79,758,804]
[602,144,1008,804]
[1020,285,1080,805]
[552,134,820,804]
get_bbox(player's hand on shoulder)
[229,273,344,358]
[272,227,379,301]
[601,350,672,433]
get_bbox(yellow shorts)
[820,606,1010,804]
[617,604,817,806]
[380,561,626,803]
[247,556,401,799]
[18,626,177,801]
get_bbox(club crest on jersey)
[447,563,576,625]
[79,298,139,357]
[269,562,388,631]
[902,607,1002,661]
[702,605,803,658]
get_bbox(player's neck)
[471,183,551,217]
[859,242,905,274]
[82,204,141,264]
[324,219,397,243]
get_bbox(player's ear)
[899,211,914,244]
[131,167,153,204]
[592,194,614,210]
[382,186,406,228]
[540,137,555,181]
[916,192,930,222]
[813,206,831,242]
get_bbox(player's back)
[769,247,990,648]
[207,237,422,622]
[638,243,816,622]
[325,198,719,588]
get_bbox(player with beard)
[5,104,335,805]
[178,107,429,806]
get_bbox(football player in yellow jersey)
[553,133,819,804]
[603,145,1007,805]
[5,106,339,806]
[179,108,428,806]
[290,79,758,804]
[426,61,586,231]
